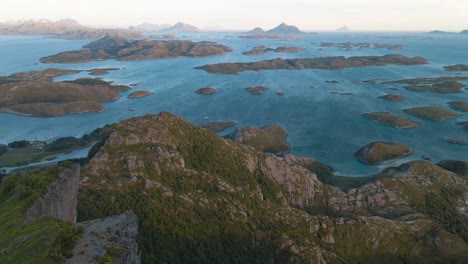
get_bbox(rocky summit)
[76,112,468,263]
[1,112,468,263]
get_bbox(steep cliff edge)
[78,112,468,263]
[25,164,80,223]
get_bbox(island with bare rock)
[40,36,233,63]
[127,90,153,99]
[194,54,428,74]
[0,68,129,117]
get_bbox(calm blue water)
[0,32,467,175]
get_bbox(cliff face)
[25,164,80,223]
[66,212,141,264]
[78,112,468,263]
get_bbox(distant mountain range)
[0,18,142,40]
[337,25,350,31]
[245,23,304,35]
[428,30,468,34]
[130,22,198,33]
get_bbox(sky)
[2,0,468,31]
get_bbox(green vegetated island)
[194,54,428,74]
[0,68,130,117]
[1,112,467,264]
[39,36,233,63]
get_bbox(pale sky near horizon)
[2,0,468,31]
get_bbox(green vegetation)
[0,144,7,156]
[0,166,81,263]
[419,188,468,242]
[64,78,111,86]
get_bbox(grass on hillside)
[0,166,81,263]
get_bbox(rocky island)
[127,90,153,98]
[362,112,421,129]
[444,64,468,71]
[320,42,404,51]
[195,87,217,95]
[457,121,468,132]
[404,107,462,122]
[194,54,428,74]
[0,69,129,117]
[448,101,468,112]
[243,45,304,55]
[404,81,465,93]
[245,86,269,95]
[383,76,468,85]
[354,141,413,165]
[40,36,233,63]
[378,94,406,101]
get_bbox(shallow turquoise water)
[0,32,467,175]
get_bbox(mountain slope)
[77,112,468,263]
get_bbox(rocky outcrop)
[195,54,428,74]
[67,212,141,264]
[40,36,232,63]
[25,164,80,223]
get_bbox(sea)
[0,32,467,175]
